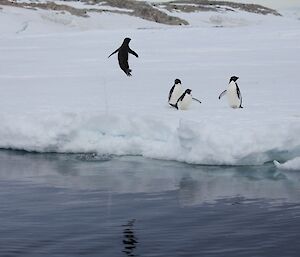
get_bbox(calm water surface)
[0,150,300,257]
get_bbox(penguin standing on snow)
[168,79,184,108]
[175,89,193,110]
[218,76,243,108]
[108,37,138,76]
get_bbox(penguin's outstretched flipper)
[218,90,227,99]
[192,97,202,104]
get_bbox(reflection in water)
[122,219,138,256]
[1,151,300,257]
[177,165,300,206]
[1,150,300,206]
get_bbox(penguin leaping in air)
[168,79,184,108]
[218,76,243,109]
[108,37,139,77]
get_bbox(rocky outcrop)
[0,0,89,16]
[160,0,281,16]
[0,0,281,26]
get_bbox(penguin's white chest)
[227,82,240,108]
[178,94,192,110]
[169,85,183,105]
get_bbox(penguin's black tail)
[169,103,178,109]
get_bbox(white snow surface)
[1,5,300,166]
[274,158,300,171]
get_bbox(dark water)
[1,150,300,257]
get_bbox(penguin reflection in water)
[122,219,138,256]
[218,76,243,108]
[108,37,139,76]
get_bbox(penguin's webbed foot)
[126,69,132,77]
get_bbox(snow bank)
[274,158,300,171]
[0,4,300,166]
[1,112,300,166]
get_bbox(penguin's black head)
[229,76,239,83]
[185,89,192,94]
[174,79,181,85]
[123,38,131,45]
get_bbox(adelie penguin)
[168,79,183,108]
[175,89,202,110]
[218,76,243,108]
[108,37,138,76]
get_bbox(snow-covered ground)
[0,4,300,168]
